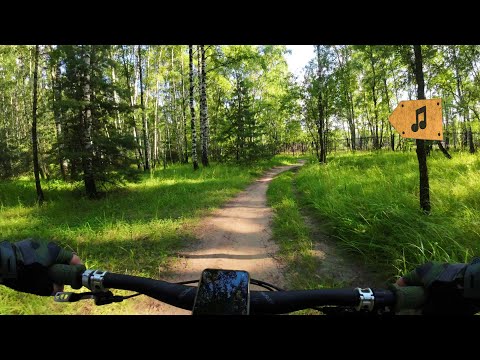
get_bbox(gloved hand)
[0,239,85,296]
[394,259,480,315]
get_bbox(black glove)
[0,239,84,296]
[399,259,480,315]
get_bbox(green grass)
[268,165,353,315]
[267,167,344,289]
[267,170,313,287]
[0,155,300,314]
[295,150,480,281]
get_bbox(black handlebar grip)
[48,264,86,290]
[392,285,426,312]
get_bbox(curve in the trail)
[134,163,303,314]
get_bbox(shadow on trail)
[177,253,271,260]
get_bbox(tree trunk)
[170,47,183,163]
[362,90,373,150]
[51,57,68,180]
[154,79,159,168]
[451,46,475,154]
[382,77,395,152]
[32,45,44,204]
[132,48,143,164]
[121,46,143,168]
[235,73,243,162]
[444,101,450,149]
[368,47,380,150]
[437,141,452,159]
[181,47,189,164]
[82,45,97,199]
[200,45,209,166]
[348,92,356,151]
[189,45,199,170]
[468,120,475,154]
[316,46,326,164]
[323,89,329,157]
[138,45,150,170]
[165,111,172,163]
[111,54,121,130]
[336,46,356,152]
[413,45,430,213]
[468,127,475,153]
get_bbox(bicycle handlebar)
[103,272,395,313]
[48,264,425,314]
[49,263,85,289]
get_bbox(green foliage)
[221,75,263,162]
[0,138,19,179]
[54,45,138,189]
[0,46,36,179]
[301,45,480,153]
[211,45,301,162]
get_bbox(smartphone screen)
[192,269,250,315]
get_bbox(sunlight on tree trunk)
[31,45,44,204]
[189,45,199,171]
[82,45,97,199]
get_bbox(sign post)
[388,99,443,141]
[389,98,443,213]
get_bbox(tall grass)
[295,151,480,281]
[0,155,299,314]
[267,169,344,291]
[267,171,311,255]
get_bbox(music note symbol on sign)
[411,106,427,132]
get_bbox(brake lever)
[54,292,94,303]
[54,291,125,306]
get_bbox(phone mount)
[192,269,251,315]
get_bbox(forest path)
[133,162,304,314]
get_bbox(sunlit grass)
[267,169,344,291]
[295,150,480,281]
[268,167,358,315]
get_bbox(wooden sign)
[389,99,443,140]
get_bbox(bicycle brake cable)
[54,290,141,306]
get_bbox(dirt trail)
[134,163,303,314]
[129,161,382,315]
[301,211,384,288]
[288,166,384,289]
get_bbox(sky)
[286,45,315,78]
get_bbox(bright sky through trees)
[286,45,315,77]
